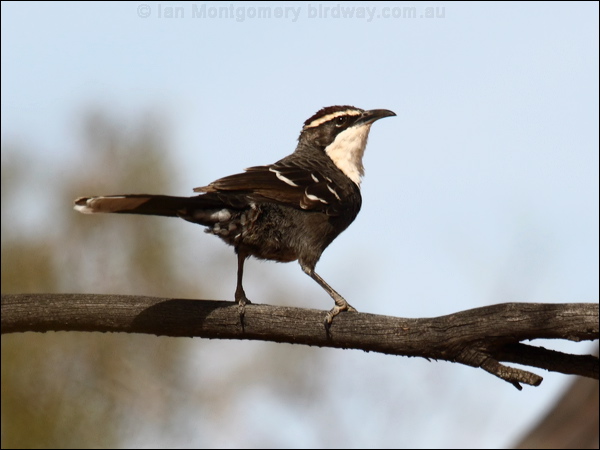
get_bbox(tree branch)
[2,294,598,389]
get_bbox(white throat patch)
[324,123,372,186]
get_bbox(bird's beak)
[356,109,396,125]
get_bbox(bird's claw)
[324,302,357,331]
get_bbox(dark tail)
[74,194,223,219]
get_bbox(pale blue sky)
[2,2,598,448]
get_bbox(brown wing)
[194,162,345,215]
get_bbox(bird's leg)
[235,250,251,325]
[301,264,357,327]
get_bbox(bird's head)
[299,105,396,185]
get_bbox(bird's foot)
[235,292,251,329]
[324,301,357,332]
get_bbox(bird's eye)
[335,116,347,127]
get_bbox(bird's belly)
[204,203,334,264]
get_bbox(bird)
[74,105,396,325]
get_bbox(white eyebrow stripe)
[303,110,362,129]
[269,167,299,187]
